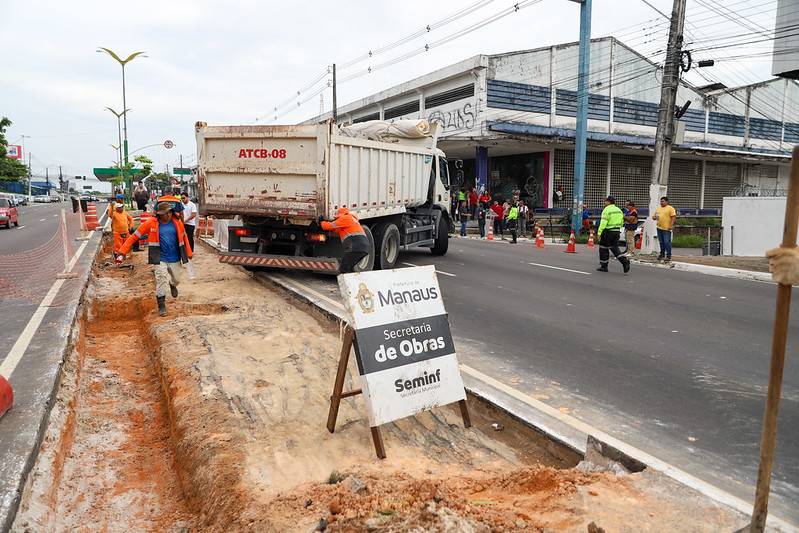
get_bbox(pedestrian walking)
[506,200,519,244]
[458,200,471,237]
[180,193,197,253]
[596,196,630,273]
[319,207,370,273]
[490,200,504,238]
[116,200,193,316]
[652,196,677,260]
[623,200,639,254]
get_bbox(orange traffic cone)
[565,230,577,253]
[536,227,545,249]
[635,232,642,250]
[0,373,13,419]
[587,229,595,248]
[487,220,494,241]
[84,203,99,230]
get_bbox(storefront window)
[488,153,546,207]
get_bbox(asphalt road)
[286,236,799,526]
[0,203,105,531]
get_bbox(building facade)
[310,37,798,217]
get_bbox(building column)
[476,146,488,194]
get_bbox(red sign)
[5,145,21,159]
[170,178,178,185]
[164,140,174,149]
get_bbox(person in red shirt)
[489,200,505,238]
[479,190,492,207]
[468,187,479,218]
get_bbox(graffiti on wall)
[428,102,477,132]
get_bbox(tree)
[0,117,28,182]
[109,154,153,193]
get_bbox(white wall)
[722,197,787,256]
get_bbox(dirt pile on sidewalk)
[13,239,751,532]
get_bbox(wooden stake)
[748,145,799,532]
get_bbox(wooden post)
[327,325,355,433]
[325,324,386,459]
[748,145,799,532]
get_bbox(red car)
[0,198,19,228]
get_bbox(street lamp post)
[104,107,130,173]
[97,47,146,206]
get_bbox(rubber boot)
[621,256,631,273]
[596,264,608,272]
[157,295,167,316]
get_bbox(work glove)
[317,215,325,223]
[115,253,125,264]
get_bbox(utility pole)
[570,0,592,235]
[642,0,687,253]
[332,63,338,123]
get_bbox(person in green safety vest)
[506,200,519,244]
[596,195,630,273]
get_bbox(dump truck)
[195,120,458,273]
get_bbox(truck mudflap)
[219,252,340,273]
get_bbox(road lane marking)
[0,237,91,380]
[401,262,456,277]
[528,262,591,275]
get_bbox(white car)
[618,224,643,248]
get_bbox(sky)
[0,0,782,188]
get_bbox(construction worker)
[107,193,124,218]
[596,195,630,273]
[116,200,193,316]
[766,246,799,285]
[109,201,134,254]
[319,207,370,273]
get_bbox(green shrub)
[672,234,705,248]
[674,217,721,227]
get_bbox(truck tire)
[430,216,449,256]
[373,222,400,270]
[353,226,375,272]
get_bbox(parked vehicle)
[34,195,50,203]
[14,195,28,206]
[0,198,19,228]
[195,120,457,273]
[0,193,17,206]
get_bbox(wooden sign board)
[337,265,467,428]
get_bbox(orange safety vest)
[119,214,192,263]
[320,208,366,243]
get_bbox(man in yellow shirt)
[110,202,134,254]
[652,196,677,260]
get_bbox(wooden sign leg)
[370,426,386,459]
[458,399,472,428]
[327,325,355,433]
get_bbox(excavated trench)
[10,237,751,533]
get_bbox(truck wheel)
[353,226,375,272]
[373,222,400,270]
[430,216,448,256]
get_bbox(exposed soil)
[11,237,752,532]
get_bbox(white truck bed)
[195,121,440,222]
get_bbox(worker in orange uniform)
[109,201,134,254]
[116,199,193,316]
[319,207,370,273]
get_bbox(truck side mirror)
[454,159,463,170]
[456,170,464,187]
